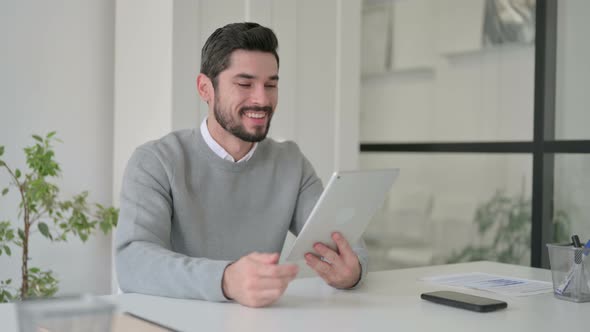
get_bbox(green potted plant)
[446,190,571,264]
[0,132,118,302]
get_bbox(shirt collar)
[200,117,257,163]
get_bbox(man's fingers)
[249,252,280,264]
[257,287,287,304]
[305,253,332,276]
[332,232,354,260]
[227,253,297,307]
[312,243,341,265]
[249,276,290,291]
[257,263,299,279]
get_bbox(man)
[116,22,368,308]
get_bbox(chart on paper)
[421,272,553,297]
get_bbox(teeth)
[245,112,265,119]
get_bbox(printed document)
[421,272,553,297]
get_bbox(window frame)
[359,0,590,268]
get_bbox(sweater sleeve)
[115,147,231,302]
[289,154,369,288]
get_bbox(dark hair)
[200,22,279,88]
[201,22,279,88]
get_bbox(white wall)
[113,0,175,206]
[0,0,115,295]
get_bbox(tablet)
[283,169,399,262]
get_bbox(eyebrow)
[234,73,279,81]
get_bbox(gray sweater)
[115,129,368,301]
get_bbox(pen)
[572,235,582,248]
[556,235,584,295]
[583,238,590,260]
[572,235,583,264]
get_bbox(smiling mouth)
[243,111,267,119]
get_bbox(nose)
[250,84,272,106]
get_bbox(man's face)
[212,50,279,142]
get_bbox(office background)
[359,0,590,270]
[0,0,588,298]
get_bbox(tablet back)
[284,169,399,262]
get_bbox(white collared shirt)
[200,117,257,163]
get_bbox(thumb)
[249,252,280,264]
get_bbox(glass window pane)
[360,153,532,271]
[554,154,590,243]
[360,0,535,142]
[555,0,590,139]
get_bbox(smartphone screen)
[420,291,507,312]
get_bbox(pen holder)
[16,295,116,332]
[546,243,590,303]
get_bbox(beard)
[213,94,273,143]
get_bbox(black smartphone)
[420,291,507,313]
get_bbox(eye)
[265,84,277,89]
[237,83,251,88]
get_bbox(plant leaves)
[47,131,57,139]
[18,228,25,241]
[38,222,51,239]
[32,135,43,142]
[2,245,10,256]
[0,146,4,156]
[1,188,7,196]
[79,233,88,242]
[25,268,59,299]
[15,169,21,179]
[0,289,15,303]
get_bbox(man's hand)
[222,252,298,307]
[305,232,361,289]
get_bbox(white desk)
[1,261,587,331]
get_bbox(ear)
[197,73,214,104]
